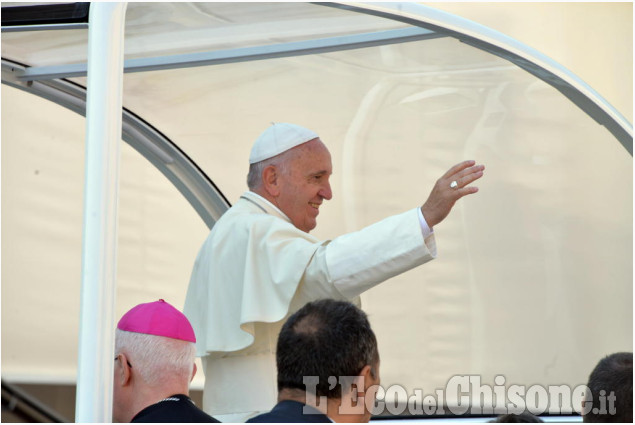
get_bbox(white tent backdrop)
[1,1,632,416]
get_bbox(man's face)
[275,138,333,232]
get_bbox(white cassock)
[183,191,437,422]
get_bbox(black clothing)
[131,394,220,423]
[247,400,331,423]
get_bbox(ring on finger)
[450,180,458,189]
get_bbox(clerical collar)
[242,191,290,222]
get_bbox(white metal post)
[76,2,127,422]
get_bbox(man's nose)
[319,181,333,200]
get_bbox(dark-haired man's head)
[582,352,632,423]
[276,299,380,422]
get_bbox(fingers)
[423,160,484,228]
[455,163,485,181]
[454,166,484,190]
[456,185,479,198]
[444,161,484,194]
[442,160,476,179]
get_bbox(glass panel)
[1,3,408,66]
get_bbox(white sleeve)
[292,246,349,304]
[297,208,437,302]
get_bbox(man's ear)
[358,365,376,391]
[262,165,280,197]
[117,354,132,387]
[347,365,373,406]
[351,365,373,396]
[191,363,197,383]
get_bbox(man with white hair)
[184,122,484,421]
[113,299,219,423]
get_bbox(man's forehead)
[296,137,327,153]
[290,139,332,163]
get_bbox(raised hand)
[420,160,485,228]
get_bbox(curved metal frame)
[15,27,444,81]
[2,60,230,229]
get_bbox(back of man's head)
[114,299,197,388]
[276,299,379,399]
[583,352,632,423]
[115,329,196,387]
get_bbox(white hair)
[115,329,196,387]
[246,148,297,190]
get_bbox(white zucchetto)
[249,122,319,164]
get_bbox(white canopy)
[1,1,632,419]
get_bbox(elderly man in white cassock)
[184,123,484,422]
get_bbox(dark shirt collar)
[274,400,333,422]
[131,394,191,421]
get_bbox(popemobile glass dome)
[1,2,631,421]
